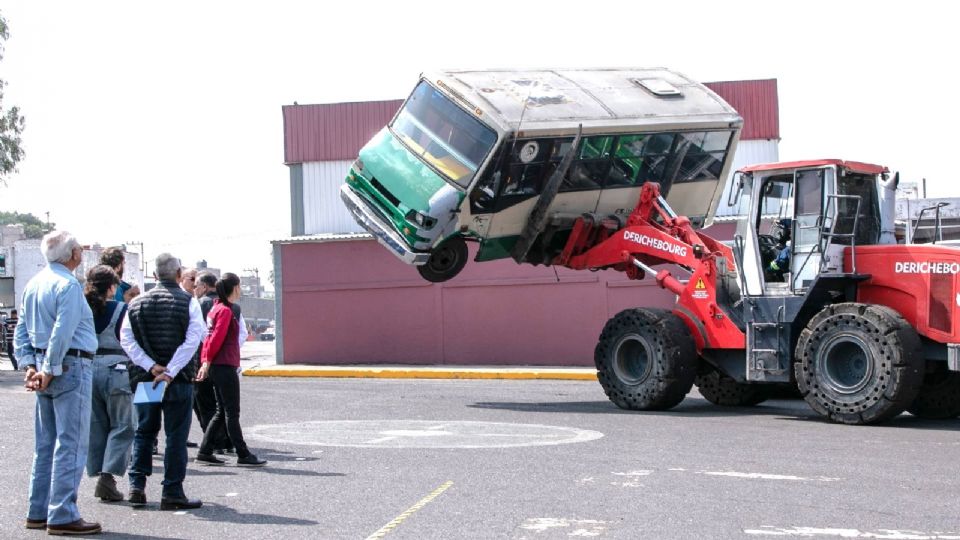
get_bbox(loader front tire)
[795,303,924,425]
[595,309,696,411]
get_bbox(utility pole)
[125,240,146,278]
[243,267,260,298]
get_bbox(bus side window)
[561,136,612,192]
[501,139,553,198]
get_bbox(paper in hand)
[133,381,166,404]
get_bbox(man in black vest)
[120,253,206,510]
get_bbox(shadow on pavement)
[468,398,809,418]
[468,398,960,430]
[256,467,345,478]
[193,502,319,526]
[99,532,181,539]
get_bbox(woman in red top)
[194,273,266,467]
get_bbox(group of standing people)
[13,231,265,536]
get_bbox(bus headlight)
[406,210,437,230]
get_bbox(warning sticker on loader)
[692,278,709,299]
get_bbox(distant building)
[0,227,142,311]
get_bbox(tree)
[0,12,25,186]
[0,211,53,239]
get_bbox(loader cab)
[734,160,884,297]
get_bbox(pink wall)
[278,223,736,366]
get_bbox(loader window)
[794,169,823,248]
[833,174,880,246]
[757,176,794,284]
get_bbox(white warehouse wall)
[302,160,364,235]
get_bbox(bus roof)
[426,68,743,135]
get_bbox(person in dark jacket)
[195,273,266,467]
[119,253,205,510]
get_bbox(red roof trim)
[738,159,889,175]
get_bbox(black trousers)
[193,378,229,448]
[199,365,250,458]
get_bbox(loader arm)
[554,182,745,351]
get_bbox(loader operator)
[766,218,792,281]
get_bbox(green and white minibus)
[340,68,743,282]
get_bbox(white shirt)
[120,297,206,379]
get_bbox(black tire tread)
[907,365,960,419]
[795,302,924,425]
[695,368,769,407]
[594,308,696,411]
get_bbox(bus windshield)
[391,81,497,189]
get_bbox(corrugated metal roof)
[282,78,778,164]
[704,80,779,140]
[272,232,373,245]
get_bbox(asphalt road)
[1,369,959,539]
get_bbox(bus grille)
[370,178,400,207]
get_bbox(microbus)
[340,68,744,282]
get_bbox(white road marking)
[519,518,608,537]
[295,457,306,461]
[248,420,604,449]
[366,437,399,444]
[612,470,653,476]
[380,429,452,437]
[701,471,840,482]
[173,511,187,516]
[668,468,686,471]
[744,526,960,538]
[225,492,238,497]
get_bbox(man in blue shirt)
[15,231,101,536]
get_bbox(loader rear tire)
[906,363,960,419]
[695,367,769,407]
[795,303,924,425]
[595,308,696,411]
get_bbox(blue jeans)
[128,381,193,499]
[86,356,134,477]
[28,355,93,526]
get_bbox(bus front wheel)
[417,237,468,283]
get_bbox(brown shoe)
[94,474,124,502]
[46,518,101,535]
[25,518,46,530]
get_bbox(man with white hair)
[120,253,205,510]
[14,231,101,535]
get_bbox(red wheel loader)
[555,160,960,425]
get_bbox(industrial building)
[273,78,780,366]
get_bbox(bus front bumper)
[340,184,430,266]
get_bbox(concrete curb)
[243,365,598,381]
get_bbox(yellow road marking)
[244,367,597,381]
[365,481,454,539]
